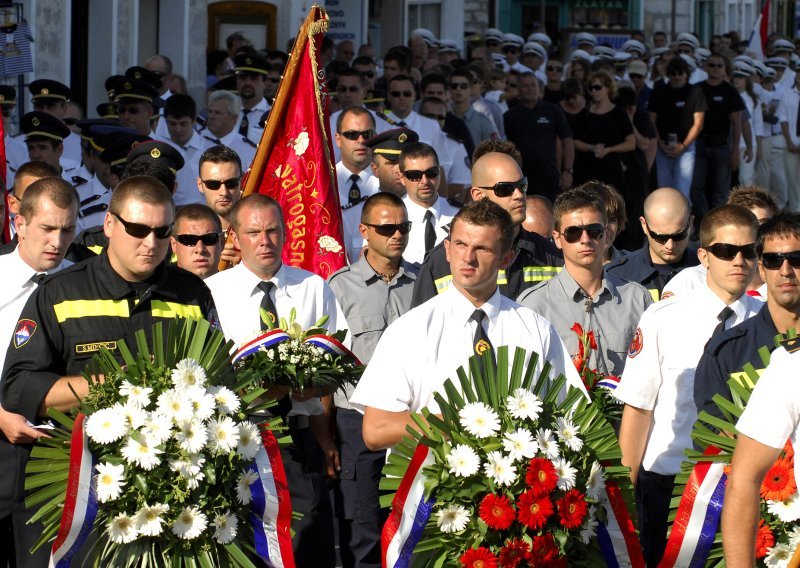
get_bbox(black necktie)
[348,173,361,205]
[30,273,46,285]
[239,109,251,136]
[424,209,436,253]
[712,306,734,336]
[257,281,278,331]
[472,309,494,359]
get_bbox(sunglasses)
[706,242,757,261]
[486,40,500,47]
[546,66,563,72]
[421,112,446,121]
[340,129,375,141]
[363,221,412,236]
[390,90,414,98]
[560,224,605,244]
[403,167,440,181]
[449,82,470,90]
[588,84,604,91]
[761,250,800,269]
[706,62,724,68]
[668,70,687,77]
[118,105,144,115]
[629,73,644,79]
[202,178,240,190]
[502,46,520,54]
[175,232,223,247]
[112,212,172,239]
[360,70,376,78]
[337,85,361,93]
[645,221,690,244]
[477,177,528,197]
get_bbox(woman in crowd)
[560,77,586,132]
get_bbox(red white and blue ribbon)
[596,480,646,568]
[49,413,98,568]
[597,375,621,391]
[233,330,292,363]
[248,427,295,568]
[382,443,435,568]
[659,447,727,568]
[305,334,361,364]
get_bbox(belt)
[288,415,310,430]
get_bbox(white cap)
[621,39,646,56]
[593,45,616,60]
[570,49,593,62]
[527,32,552,47]
[501,33,525,48]
[733,61,755,77]
[752,60,769,77]
[575,32,598,47]
[410,28,437,47]
[438,39,461,55]
[484,28,503,42]
[695,47,710,62]
[679,53,697,72]
[733,55,755,66]
[773,38,795,52]
[613,51,633,63]
[652,47,673,59]
[677,33,699,49]
[522,41,547,59]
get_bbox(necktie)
[424,209,436,253]
[239,108,251,136]
[712,306,734,337]
[257,281,278,331]
[472,309,494,359]
[397,120,407,127]
[348,173,361,205]
[30,273,46,285]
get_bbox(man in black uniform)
[411,150,563,307]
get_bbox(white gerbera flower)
[213,511,239,544]
[141,412,172,444]
[586,461,606,501]
[121,402,147,430]
[189,391,216,423]
[156,389,194,422]
[768,492,800,523]
[207,416,240,454]
[174,420,208,454]
[171,358,207,390]
[237,469,259,505]
[458,402,501,439]
[85,406,128,444]
[556,416,583,451]
[507,388,543,421]
[435,504,470,533]
[171,506,208,540]
[236,422,261,460]
[107,513,137,544]
[789,526,800,549]
[119,380,152,408]
[171,454,206,490]
[554,457,577,491]
[580,506,598,544]
[483,451,517,487]
[446,444,481,477]
[95,462,125,503]
[536,428,560,460]
[120,434,163,470]
[765,542,793,568]
[502,428,538,461]
[208,386,242,415]
[132,503,169,536]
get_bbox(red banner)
[243,7,345,279]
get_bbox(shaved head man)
[522,195,555,238]
[469,152,528,229]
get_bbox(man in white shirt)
[156,94,207,207]
[205,194,345,567]
[399,142,458,265]
[329,68,385,163]
[383,75,447,159]
[200,90,256,169]
[350,198,582,451]
[233,53,271,145]
[616,204,762,568]
[28,79,83,163]
[778,68,800,211]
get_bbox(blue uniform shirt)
[605,243,699,301]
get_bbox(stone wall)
[33,0,69,84]
[464,0,492,34]
[643,0,695,38]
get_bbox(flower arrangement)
[379,346,642,567]
[570,322,622,421]
[25,319,294,568]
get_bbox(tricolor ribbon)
[597,375,621,390]
[248,426,295,568]
[382,443,435,568]
[233,330,361,365]
[49,413,98,568]
[597,480,646,568]
[659,447,727,568]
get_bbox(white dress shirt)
[778,86,800,146]
[401,195,459,265]
[61,131,83,163]
[329,107,384,163]
[202,128,256,172]
[240,97,271,144]
[335,161,379,208]
[156,130,207,206]
[383,110,449,160]
[75,175,112,233]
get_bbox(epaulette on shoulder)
[377,112,398,125]
[242,137,257,148]
[71,176,88,187]
[780,336,800,354]
[447,198,463,208]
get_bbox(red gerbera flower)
[525,457,558,496]
[479,493,516,530]
[517,489,553,529]
[556,489,589,528]
[460,546,499,568]
[784,441,795,461]
[760,458,797,501]
[755,519,774,559]
[498,539,529,568]
[528,533,561,565]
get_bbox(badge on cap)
[245,57,252,65]
[628,327,643,358]
[150,148,161,158]
[134,71,142,79]
[41,88,49,95]
[14,319,37,348]
[398,133,407,143]
[31,117,40,126]
[124,81,132,90]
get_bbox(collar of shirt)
[445,284,502,327]
[237,261,297,303]
[695,283,755,325]
[216,128,239,147]
[6,247,39,291]
[100,253,175,301]
[403,195,442,223]
[336,161,372,187]
[247,97,270,113]
[355,252,417,285]
[555,266,615,303]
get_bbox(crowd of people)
[0,22,799,568]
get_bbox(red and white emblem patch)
[627,327,643,358]
[14,319,37,348]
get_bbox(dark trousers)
[635,466,676,568]
[691,140,732,221]
[333,409,387,568]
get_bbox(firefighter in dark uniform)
[411,150,563,307]
[604,242,699,302]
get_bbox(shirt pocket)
[348,314,386,339]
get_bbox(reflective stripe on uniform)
[151,300,203,319]
[88,245,104,255]
[649,288,660,303]
[522,266,561,282]
[54,299,130,323]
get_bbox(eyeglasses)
[360,70,375,78]
[340,129,375,141]
[502,46,519,54]
[546,66,563,72]
[363,221,412,236]
[175,232,223,247]
[112,212,172,239]
[761,250,800,269]
[390,90,414,98]
[668,70,687,77]
[403,167,439,181]
[706,62,724,68]
[645,221,690,244]
[118,105,144,115]
[421,112,446,121]
[477,177,528,197]
[449,82,470,90]
[561,224,605,243]
[629,73,644,79]
[706,242,757,261]
[201,178,240,190]
[337,85,361,93]
[588,84,604,91]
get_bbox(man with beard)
[234,53,271,145]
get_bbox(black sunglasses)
[341,129,375,141]
[337,85,361,93]
[390,90,414,98]
[486,40,500,47]
[201,178,240,190]
[421,112,446,121]
[645,220,690,244]
[403,167,439,181]
[561,224,605,244]
[761,250,800,269]
[360,70,375,78]
[706,242,757,261]
[477,177,528,197]
[588,84,604,91]
[112,212,172,239]
[175,232,223,247]
[546,66,563,72]
[363,221,412,236]
[449,82,470,90]
[502,46,520,54]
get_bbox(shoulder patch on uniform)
[781,336,800,353]
[627,327,643,358]
[208,308,222,332]
[71,176,88,186]
[14,319,37,348]
[661,291,674,300]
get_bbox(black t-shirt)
[648,82,708,141]
[543,87,565,104]
[572,105,633,186]
[698,80,745,141]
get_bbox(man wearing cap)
[28,79,82,163]
[20,111,84,188]
[155,94,207,206]
[409,28,436,71]
[778,67,800,210]
[383,75,447,159]
[501,33,529,73]
[520,42,548,83]
[575,32,597,53]
[234,52,271,144]
[772,38,797,91]
[628,60,652,111]
[202,90,257,168]
[0,85,28,189]
[114,77,159,136]
[676,33,708,84]
[366,128,417,198]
